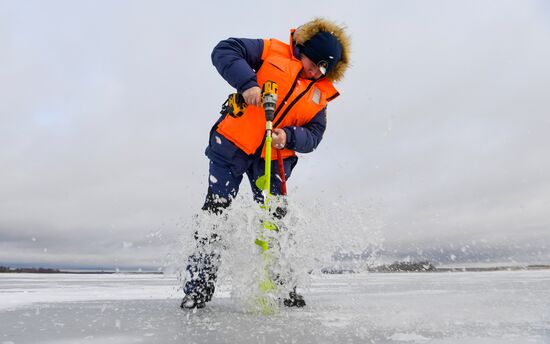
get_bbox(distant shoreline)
[0,270,163,274]
[0,266,162,274]
[2,264,549,274]
[323,264,550,274]
[434,265,550,273]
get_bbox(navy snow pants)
[184,131,297,298]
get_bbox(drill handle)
[222,93,247,118]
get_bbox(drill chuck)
[263,94,277,121]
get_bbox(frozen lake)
[1,270,549,343]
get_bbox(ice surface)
[1,270,549,343]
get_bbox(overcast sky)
[1,0,549,269]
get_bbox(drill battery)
[220,93,247,118]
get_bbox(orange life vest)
[216,31,340,160]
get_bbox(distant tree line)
[0,266,61,273]
[322,260,437,274]
[373,261,437,272]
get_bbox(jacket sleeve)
[282,108,327,153]
[211,38,264,94]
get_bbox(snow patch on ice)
[35,335,147,344]
[319,314,354,329]
[0,274,178,311]
[389,332,430,342]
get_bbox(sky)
[1,0,549,269]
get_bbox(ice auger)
[253,80,281,314]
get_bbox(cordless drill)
[221,81,278,120]
[261,80,278,122]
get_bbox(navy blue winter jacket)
[211,38,327,154]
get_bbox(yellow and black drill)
[221,80,278,119]
[221,93,247,118]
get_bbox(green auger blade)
[255,175,268,191]
[262,220,278,231]
[254,263,278,315]
[255,238,269,252]
[259,276,276,292]
[254,294,278,315]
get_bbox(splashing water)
[169,194,384,313]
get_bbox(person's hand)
[242,86,261,107]
[272,128,287,149]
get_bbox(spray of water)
[167,194,384,312]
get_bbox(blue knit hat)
[298,31,343,75]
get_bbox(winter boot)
[180,293,206,309]
[180,280,216,310]
[283,288,306,307]
[183,249,220,306]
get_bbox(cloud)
[1,0,549,268]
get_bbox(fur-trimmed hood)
[293,18,351,83]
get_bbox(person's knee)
[202,192,231,215]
